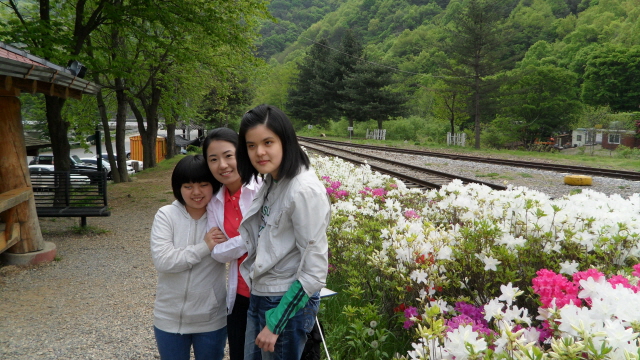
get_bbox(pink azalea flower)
[608,275,632,289]
[532,269,580,308]
[404,209,420,219]
[572,269,605,285]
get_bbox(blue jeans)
[244,293,319,360]
[154,326,227,360]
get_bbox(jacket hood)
[171,200,191,219]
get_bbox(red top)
[224,187,250,298]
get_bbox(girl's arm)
[211,234,247,262]
[150,210,211,273]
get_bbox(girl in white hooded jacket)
[150,155,228,360]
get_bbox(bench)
[32,170,111,227]
[0,187,32,253]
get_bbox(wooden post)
[0,92,44,253]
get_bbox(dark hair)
[171,155,217,205]
[202,127,239,158]
[237,104,309,184]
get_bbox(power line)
[268,20,473,79]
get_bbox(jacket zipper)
[177,218,196,333]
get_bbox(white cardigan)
[206,177,262,314]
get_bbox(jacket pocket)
[182,286,219,323]
[154,284,184,321]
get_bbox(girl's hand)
[204,227,227,251]
[255,326,279,352]
[210,227,228,244]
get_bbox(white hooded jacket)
[150,200,227,334]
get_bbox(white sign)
[347,127,353,131]
[308,125,313,129]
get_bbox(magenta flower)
[372,188,387,197]
[532,269,580,308]
[572,268,605,285]
[632,264,640,278]
[404,209,420,219]
[608,275,632,289]
[404,306,419,319]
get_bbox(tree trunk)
[44,95,73,206]
[474,73,481,149]
[114,79,130,181]
[95,88,122,183]
[377,119,383,130]
[166,122,176,159]
[141,83,161,168]
[0,95,44,253]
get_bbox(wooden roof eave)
[0,57,100,99]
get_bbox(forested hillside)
[253,0,640,148]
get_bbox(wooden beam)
[0,222,21,254]
[3,75,12,91]
[0,75,83,99]
[0,87,20,97]
[0,187,32,213]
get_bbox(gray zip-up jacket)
[150,200,227,334]
[239,167,330,297]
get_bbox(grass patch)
[476,173,500,178]
[519,173,533,178]
[499,175,514,180]
[569,189,583,195]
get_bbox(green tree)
[500,64,582,144]
[581,44,640,112]
[337,60,407,129]
[332,30,364,127]
[287,38,338,125]
[440,0,514,149]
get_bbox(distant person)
[203,128,263,360]
[236,105,331,360]
[150,154,227,360]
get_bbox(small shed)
[0,41,100,264]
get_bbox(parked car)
[99,154,143,172]
[80,158,135,179]
[29,165,91,188]
[30,155,106,184]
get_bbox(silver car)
[29,165,91,188]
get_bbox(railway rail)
[299,140,508,191]
[299,137,640,182]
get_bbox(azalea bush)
[310,154,640,359]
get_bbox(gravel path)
[0,174,230,360]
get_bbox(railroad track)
[299,140,508,191]
[299,137,640,182]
